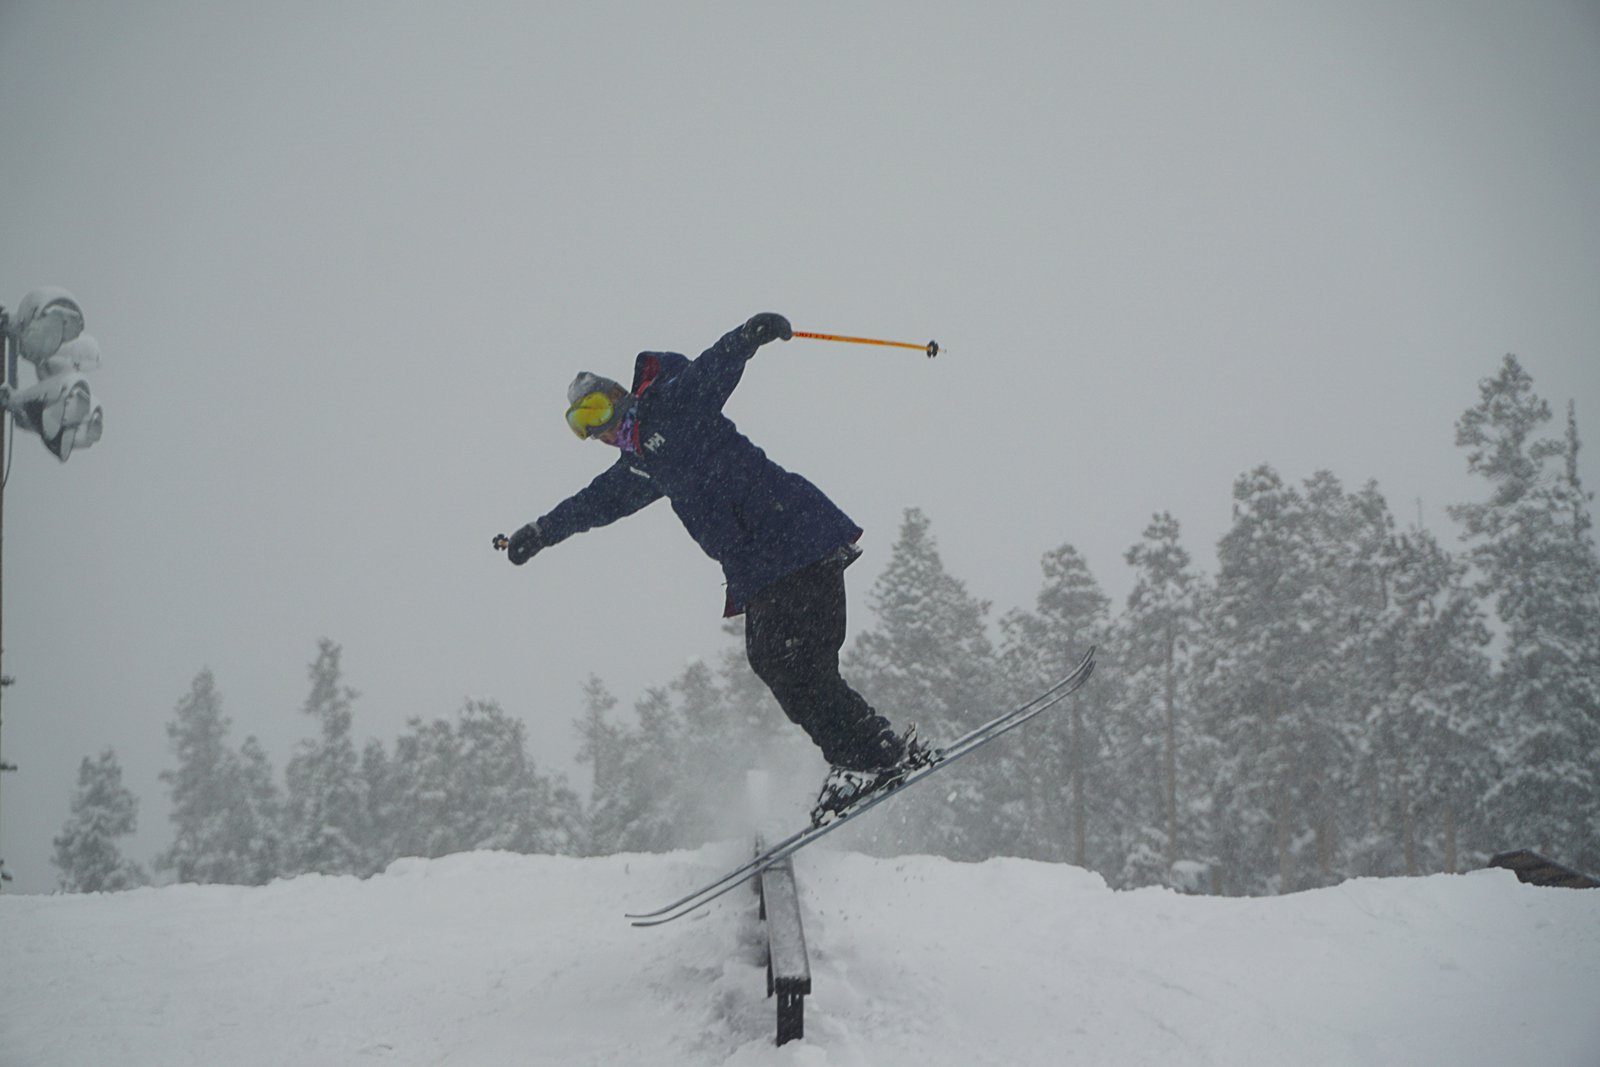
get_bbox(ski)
[627,646,1096,927]
[625,647,1095,924]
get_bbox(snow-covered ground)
[4,845,1597,1067]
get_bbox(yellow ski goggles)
[566,391,618,439]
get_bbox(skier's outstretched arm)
[671,313,792,413]
[503,458,662,565]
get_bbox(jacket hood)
[630,351,689,394]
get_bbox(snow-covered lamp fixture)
[0,287,105,461]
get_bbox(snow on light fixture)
[1,287,105,461]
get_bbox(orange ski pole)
[792,330,940,358]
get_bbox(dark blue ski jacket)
[535,326,862,615]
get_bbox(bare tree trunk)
[1318,825,1331,881]
[1071,707,1086,869]
[1276,775,1292,893]
[1271,702,1291,893]
[1400,776,1416,876]
[1163,630,1178,870]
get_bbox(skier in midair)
[497,312,929,824]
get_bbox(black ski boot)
[810,725,936,827]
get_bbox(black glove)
[505,522,544,566]
[741,312,792,348]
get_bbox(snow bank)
[4,845,1597,1066]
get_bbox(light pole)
[0,288,105,889]
[1,312,10,887]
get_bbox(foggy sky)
[2,1,1597,893]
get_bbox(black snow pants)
[744,551,897,772]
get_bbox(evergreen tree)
[996,543,1114,867]
[1360,527,1494,875]
[848,509,997,728]
[282,639,368,877]
[156,669,235,883]
[1194,466,1298,895]
[659,657,753,845]
[231,735,284,884]
[359,737,399,870]
[157,669,281,884]
[576,617,819,856]
[454,698,580,855]
[1194,467,1392,893]
[1451,357,1600,871]
[1111,513,1212,889]
[574,676,631,855]
[386,700,582,861]
[1300,474,1395,882]
[389,716,460,860]
[453,699,532,851]
[52,749,146,893]
[580,641,807,855]
[603,682,693,852]
[844,508,1000,859]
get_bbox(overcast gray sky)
[2,1,1596,893]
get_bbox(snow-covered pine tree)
[1451,357,1600,871]
[1112,513,1212,889]
[1361,527,1494,875]
[1195,467,1390,894]
[996,542,1113,868]
[1300,474,1395,881]
[600,682,693,852]
[52,749,146,893]
[848,509,997,733]
[574,621,818,856]
[388,715,461,860]
[282,639,369,877]
[1196,466,1302,894]
[156,669,234,883]
[373,701,581,864]
[358,738,397,868]
[453,698,580,855]
[574,676,630,855]
[844,508,1000,859]
[449,700,527,852]
[231,735,283,884]
[626,649,802,851]
[157,669,281,884]
[1557,402,1600,873]
[660,658,749,845]
[546,778,585,857]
